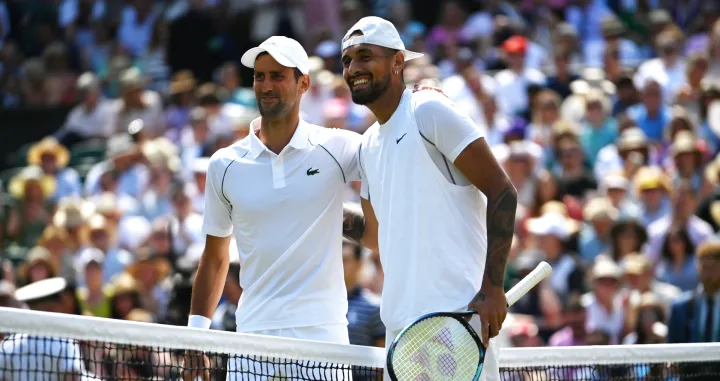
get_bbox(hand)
[412,81,447,98]
[182,350,211,381]
[468,285,507,347]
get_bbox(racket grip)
[505,261,552,307]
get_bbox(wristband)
[188,315,212,329]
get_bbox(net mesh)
[2,307,720,381]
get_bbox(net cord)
[2,307,720,368]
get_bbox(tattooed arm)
[453,136,517,345]
[343,200,379,252]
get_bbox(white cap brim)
[241,46,304,73]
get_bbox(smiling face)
[341,37,403,105]
[253,53,309,120]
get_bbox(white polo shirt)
[202,118,361,333]
[0,334,85,381]
[358,90,488,333]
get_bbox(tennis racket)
[386,261,552,381]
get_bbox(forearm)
[483,181,517,288]
[190,252,230,319]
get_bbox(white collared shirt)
[202,118,362,333]
[0,334,85,381]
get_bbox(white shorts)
[227,324,351,381]
[384,314,501,381]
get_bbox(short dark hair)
[255,52,304,81]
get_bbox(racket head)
[386,311,485,381]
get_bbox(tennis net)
[2,307,720,381]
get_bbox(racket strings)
[392,317,481,381]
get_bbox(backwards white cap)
[342,16,423,61]
[241,36,310,75]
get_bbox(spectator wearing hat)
[27,137,81,201]
[59,72,117,146]
[494,141,540,207]
[0,278,86,381]
[579,90,618,167]
[667,131,708,197]
[75,247,112,318]
[582,14,644,69]
[162,71,197,141]
[126,248,172,319]
[19,246,58,286]
[299,57,334,125]
[579,197,619,262]
[674,54,710,120]
[527,89,563,149]
[6,166,57,249]
[595,127,655,183]
[53,199,93,256]
[137,138,182,221]
[583,258,625,344]
[84,134,149,198]
[621,253,681,316]
[627,79,672,143]
[646,180,713,262]
[622,292,668,345]
[494,35,547,118]
[114,67,163,137]
[655,225,700,292]
[85,213,133,285]
[667,239,720,344]
[634,29,688,104]
[632,166,671,226]
[601,173,643,220]
[527,212,585,300]
[108,272,143,320]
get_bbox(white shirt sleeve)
[201,154,234,238]
[329,129,363,182]
[413,92,485,162]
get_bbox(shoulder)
[411,90,467,120]
[494,69,515,84]
[525,68,547,83]
[209,142,249,167]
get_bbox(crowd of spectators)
[1,0,720,363]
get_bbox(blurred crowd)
[0,0,719,362]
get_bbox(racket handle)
[505,261,552,307]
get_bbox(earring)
[394,70,399,75]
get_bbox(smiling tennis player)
[183,36,368,381]
[340,17,518,381]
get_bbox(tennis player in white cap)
[183,35,376,381]
[339,17,517,381]
[0,277,86,381]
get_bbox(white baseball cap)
[342,16,423,61]
[241,36,310,75]
[527,213,570,240]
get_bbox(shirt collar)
[246,117,311,159]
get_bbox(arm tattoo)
[342,205,366,244]
[484,186,517,287]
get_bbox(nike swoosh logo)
[396,133,407,144]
